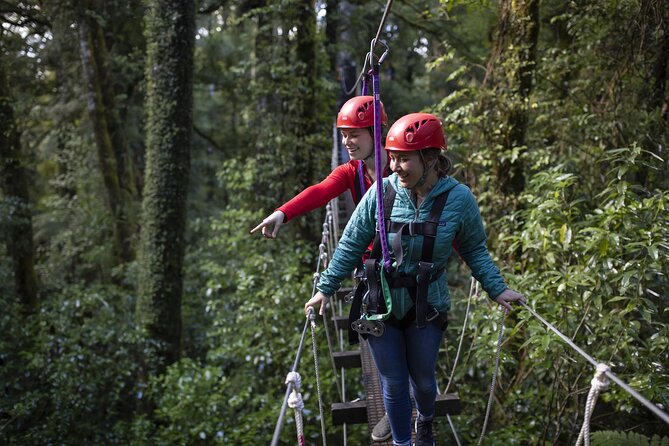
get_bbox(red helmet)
[336,96,388,128]
[385,113,447,152]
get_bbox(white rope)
[477,309,507,446]
[445,278,477,394]
[285,372,306,445]
[443,279,478,446]
[575,363,610,446]
[309,310,328,446]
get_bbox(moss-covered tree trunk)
[0,56,38,311]
[136,0,195,373]
[79,17,135,264]
[486,0,539,198]
[293,0,320,240]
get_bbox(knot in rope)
[285,370,302,390]
[285,371,304,410]
[576,363,612,446]
[312,272,320,283]
[288,389,305,411]
[591,363,611,392]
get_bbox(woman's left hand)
[494,289,525,312]
[305,291,330,316]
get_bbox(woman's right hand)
[250,210,286,239]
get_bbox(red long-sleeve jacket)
[278,159,389,222]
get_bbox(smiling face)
[341,128,374,161]
[389,150,425,189]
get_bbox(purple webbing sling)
[371,66,392,270]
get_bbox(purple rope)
[357,161,367,198]
[361,75,369,96]
[372,67,392,270]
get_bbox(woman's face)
[341,128,374,161]
[389,150,425,189]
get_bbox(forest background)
[1,0,668,445]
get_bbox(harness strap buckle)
[426,306,440,322]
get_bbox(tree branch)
[193,124,224,152]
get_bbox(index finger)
[249,222,266,234]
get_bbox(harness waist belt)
[386,220,439,237]
[386,267,445,289]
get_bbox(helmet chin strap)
[362,150,375,164]
[415,156,436,188]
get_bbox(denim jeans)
[367,321,445,445]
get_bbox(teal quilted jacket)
[317,173,508,320]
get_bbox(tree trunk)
[0,56,38,311]
[91,20,139,209]
[136,0,195,373]
[486,0,539,198]
[325,0,340,75]
[293,0,320,240]
[79,18,134,263]
[637,0,669,187]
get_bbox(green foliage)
[0,285,140,445]
[432,2,669,443]
[3,0,669,444]
[591,430,669,446]
[137,202,349,444]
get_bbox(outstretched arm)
[250,164,351,239]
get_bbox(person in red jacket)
[251,95,394,442]
[251,95,390,238]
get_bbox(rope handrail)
[270,312,317,446]
[477,309,506,446]
[518,301,669,426]
[271,196,343,446]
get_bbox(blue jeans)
[367,321,445,446]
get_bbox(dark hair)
[421,148,452,177]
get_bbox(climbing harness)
[347,183,452,343]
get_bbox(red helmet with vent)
[385,113,447,151]
[336,96,388,128]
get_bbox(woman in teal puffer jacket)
[306,113,524,446]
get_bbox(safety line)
[344,0,394,96]
[519,301,669,426]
